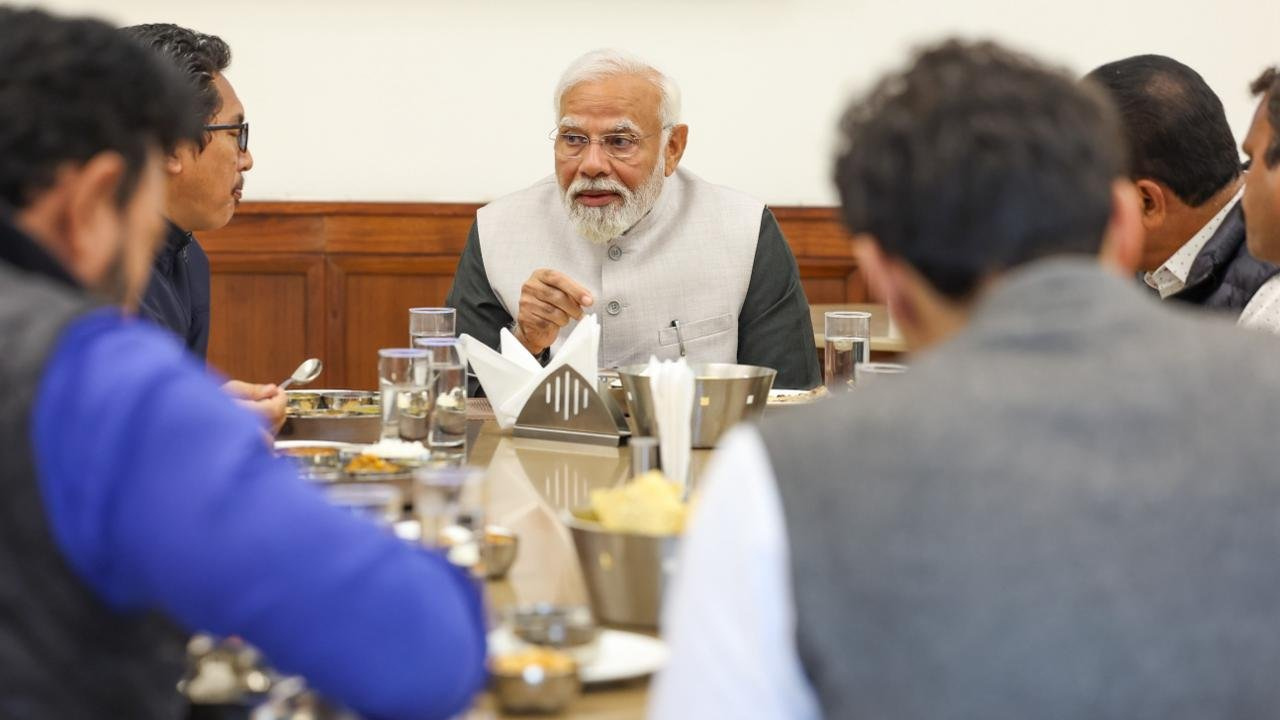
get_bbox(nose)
[577,140,611,179]
[241,146,254,172]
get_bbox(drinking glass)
[378,348,429,441]
[415,338,468,449]
[324,483,404,526]
[824,311,871,392]
[413,465,487,571]
[408,307,456,345]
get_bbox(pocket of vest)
[657,313,734,347]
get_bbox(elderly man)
[447,49,820,388]
[125,23,284,429]
[653,41,1280,719]
[1087,55,1280,332]
[0,9,483,717]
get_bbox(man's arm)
[32,311,486,720]
[447,221,511,352]
[737,208,822,389]
[648,426,821,720]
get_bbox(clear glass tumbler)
[824,311,871,392]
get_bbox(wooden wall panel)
[326,256,461,389]
[207,253,325,384]
[202,201,861,388]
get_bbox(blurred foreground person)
[654,40,1280,719]
[0,8,484,718]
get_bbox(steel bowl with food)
[489,647,580,714]
[282,390,382,444]
[483,525,520,580]
[616,362,776,448]
[566,507,680,630]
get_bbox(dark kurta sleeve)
[737,208,821,389]
[446,221,510,353]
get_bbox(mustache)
[568,176,629,198]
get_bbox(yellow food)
[492,647,576,675]
[344,454,402,474]
[589,470,686,535]
[280,446,338,458]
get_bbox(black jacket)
[1167,201,1280,312]
[139,221,211,359]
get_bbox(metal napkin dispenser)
[514,366,628,446]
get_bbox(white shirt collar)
[1144,189,1244,298]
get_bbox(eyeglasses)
[204,121,249,153]
[549,125,671,160]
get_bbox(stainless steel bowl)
[565,509,680,629]
[490,659,580,714]
[616,363,776,448]
[483,525,519,580]
[282,390,382,443]
[512,604,597,648]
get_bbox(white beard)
[561,155,666,245]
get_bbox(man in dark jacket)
[1087,55,1280,332]
[0,9,486,718]
[125,23,285,429]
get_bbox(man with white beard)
[447,49,820,388]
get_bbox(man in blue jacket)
[0,8,486,719]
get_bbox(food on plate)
[363,438,429,460]
[343,454,403,475]
[491,647,576,676]
[279,446,339,459]
[589,471,686,535]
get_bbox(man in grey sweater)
[653,40,1280,719]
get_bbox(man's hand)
[515,269,594,355]
[222,379,288,435]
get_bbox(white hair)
[553,49,682,129]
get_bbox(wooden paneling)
[207,253,325,384]
[202,201,860,388]
[327,256,461,389]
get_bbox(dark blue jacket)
[139,220,210,359]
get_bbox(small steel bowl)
[483,525,519,580]
[512,604,598,648]
[490,656,580,714]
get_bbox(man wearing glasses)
[447,49,820,389]
[125,23,284,430]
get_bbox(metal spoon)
[277,358,323,390]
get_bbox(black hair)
[1086,55,1240,207]
[0,8,203,209]
[123,23,232,145]
[834,40,1126,299]
[1250,67,1280,168]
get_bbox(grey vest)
[761,259,1280,720]
[477,167,763,367]
[0,259,187,718]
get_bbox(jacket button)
[606,300,622,316]
[608,245,623,261]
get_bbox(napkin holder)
[514,365,627,446]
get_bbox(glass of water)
[824,311,871,392]
[408,307,456,345]
[378,348,429,441]
[418,339,467,449]
[413,464,486,570]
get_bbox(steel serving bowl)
[565,509,680,630]
[483,525,520,580]
[615,362,776,448]
[489,650,580,714]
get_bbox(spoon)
[278,358,323,390]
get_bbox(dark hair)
[834,40,1126,299]
[0,8,203,209]
[1086,55,1240,207]
[123,23,231,140]
[1250,67,1280,168]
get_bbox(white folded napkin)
[458,315,600,429]
[644,356,695,491]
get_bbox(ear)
[663,124,688,176]
[1099,180,1144,275]
[165,140,195,177]
[64,151,127,280]
[1133,178,1166,230]
[852,236,919,329]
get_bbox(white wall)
[39,0,1280,205]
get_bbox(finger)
[521,297,571,328]
[536,269,594,307]
[527,282,585,320]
